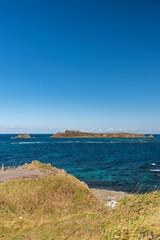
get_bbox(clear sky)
[0,0,160,134]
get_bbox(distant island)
[50,130,153,138]
[13,134,35,139]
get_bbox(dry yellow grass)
[0,174,160,240]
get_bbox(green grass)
[0,174,160,239]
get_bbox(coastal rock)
[90,188,131,203]
[148,135,154,138]
[50,130,147,138]
[13,134,35,139]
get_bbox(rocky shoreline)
[89,188,132,208]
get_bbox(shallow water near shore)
[0,134,160,192]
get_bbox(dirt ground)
[0,169,45,183]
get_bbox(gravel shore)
[90,188,131,202]
[89,188,132,207]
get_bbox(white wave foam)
[11,142,45,144]
[151,163,156,166]
[44,139,151,144]
[149,169,160,172]
[51,140,153,144]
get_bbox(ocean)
[0,134,160,193]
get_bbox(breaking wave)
[10,142,45,144]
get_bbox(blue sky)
[0,0,160,134]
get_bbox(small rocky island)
[13,134,35,139]
[50,130,153,138]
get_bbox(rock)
[13,134,35,139]
[105,200,118,208]
[90,188,131,203]
[148,135,154,138]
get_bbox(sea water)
[0,134,160,193]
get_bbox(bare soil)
[0,169,45,183]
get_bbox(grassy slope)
[0,175,160,240]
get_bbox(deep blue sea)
[0,134,160,193]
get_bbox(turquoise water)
[0,134,160,192]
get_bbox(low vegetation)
[17,160,67,174]
[0,164,160,239]
[50,130,148,138]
